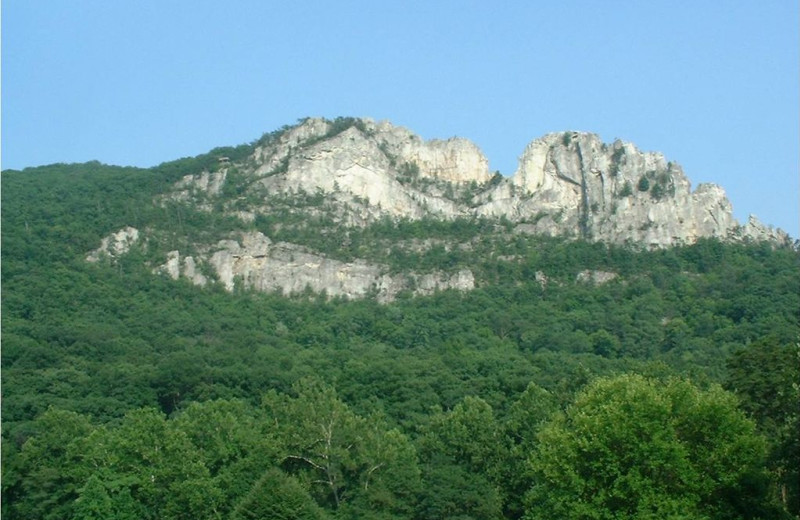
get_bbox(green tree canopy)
[525,374,780,520]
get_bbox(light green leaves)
[525,375,772,520]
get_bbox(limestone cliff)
[478,132,745,247]
[173,118,789,246]
[153,231,474,303]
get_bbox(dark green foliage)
[490,171,504,186]
[610,145,625,177]
[633,170,675,200]
[2,136,798,519]
[396,161,420,184]
[263,379,421,516]
[726,339,800,516]
[650,171,675,200]
[231,469,328,520]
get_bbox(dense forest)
[2,151,798,519]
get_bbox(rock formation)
[156,231,474,303]
[86,226,140,262]
[90,117,793,300]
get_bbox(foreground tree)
[525,374,784,520]
[725,339,800,516]
[262,378,421,518]
[417,396,508,520]
[231,469,328,520]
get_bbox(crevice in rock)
[576,143,592,239]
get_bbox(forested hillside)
[2,154,798,519]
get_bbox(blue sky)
[3,1,798,236]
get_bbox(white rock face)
[86,226,140,261]
[157,250,208,286]
[741,215,793,244]
[165,119,791,248]
[477,132,753,246]
[256,127,445,220]
[89,118,794,301]
[362,119,492,184]
[149,231,474,302]
[398,137,491,184]
[173,169,227,197]
[249,119,486,223]
[576,270,618,285]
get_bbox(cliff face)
[480,132,740,247]
[89,117,792,299]
[178,118,787,245]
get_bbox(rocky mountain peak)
[89,117,793,300]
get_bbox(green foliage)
[231,469,328,520]
[2,134,798,519]
[490,171,504,186]
[637,175,650,192]
[263,379,421,517]
[633,170,675,200]
[610,145,626,176]
[650,171,675,200]
[416,397,506,520]
[726,339,800,516]
[396,161,421,184]
[72,476,117,520]
[526,375,780,520]
[4,408,95,520]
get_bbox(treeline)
[3,374,789,519]
[2,160,799,518]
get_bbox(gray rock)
[150,231,475,302]
[86,226,140,262]
[88,118,794,300]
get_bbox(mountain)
[4,118,799,520]
[87,117,793,300]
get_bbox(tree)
[72,476,115,520]
[525,374,780,520]
[90,407,223,520]
[7,408,95,520]
[502,382,559,519]
[417,396,508,520]
[725,339,800,516]
[231,469,328,520]
[171,399,281,516]
[263,379,421,517]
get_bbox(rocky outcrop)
[158,250,209,287]
[88,118,794,301]
[254,126,463,222]
[576,270,618,285]
[245,119,489,225]
[741,215,793,244]
[86,226,140,261]
[476,132,741,247]
[165,118,788,248]
[153,231,474,302]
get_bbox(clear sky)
[3,1,798,236]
